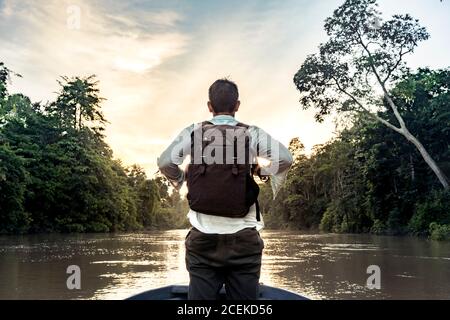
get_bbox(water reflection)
[0,230,449,300]
[91,230,188,300]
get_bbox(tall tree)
[127,165,160,227]
[48,76,106,134]
[293,0,448,189]
[1,61,190,234]
[0,62,15,100]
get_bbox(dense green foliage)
[261,69,450,237]
[270,0,449,239]
[2,0,449,239]
[293,0,448,189]
[0,62,188,234]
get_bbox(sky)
[1,0,449,176]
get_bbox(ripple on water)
[1,231,449,300]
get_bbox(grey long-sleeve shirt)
[157,115,293,234]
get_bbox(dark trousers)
[185,227,264,300]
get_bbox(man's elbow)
[157,157,163,170]
[280,152,293,171]
[265,154,292,176]
[157,155,171,173]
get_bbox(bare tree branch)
[332,78,403,134]
[355,30,408,129]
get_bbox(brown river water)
[0,230,449,300]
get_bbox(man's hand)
[253,164,270,183]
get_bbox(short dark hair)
[208,79,239,113]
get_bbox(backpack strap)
[202,120,248,128]
[255,199,261,222]
[232,136,239,176]
[238,122,261,221]
[235,122,249,129]
[191,122,214,175]
[202,121,214,127]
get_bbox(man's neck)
[213,113,235,117]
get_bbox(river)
[0,230,449,300]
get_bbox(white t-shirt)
[188,204,264,234]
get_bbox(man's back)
[157,114,293,234]
[157,79,292,300]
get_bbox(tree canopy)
[262,68,450,238]
[294,0,448,189]
[0,63,188,234]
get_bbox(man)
[157,79,293,300]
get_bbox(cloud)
[130,0,340,158]
[1,0,188,76]
[0,0,338,175]
[1,0,13,16]
[0,0,189,174]
[2,0,448,177]
[105,10,183,29]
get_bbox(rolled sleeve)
[249,126,293,198]
[157,124,193,189]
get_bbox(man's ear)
[207,101,214,113]
[234,101,241,113]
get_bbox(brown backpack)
[186,121,261,221]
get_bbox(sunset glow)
[1,0,449,176]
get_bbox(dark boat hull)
[127,285,308,300]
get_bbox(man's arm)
[157,125,193,189]
[249,126,293,198]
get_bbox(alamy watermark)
[366,265,381,290]
[66,5,81,30]
[169,125,282,175]
[66,265,81,290]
